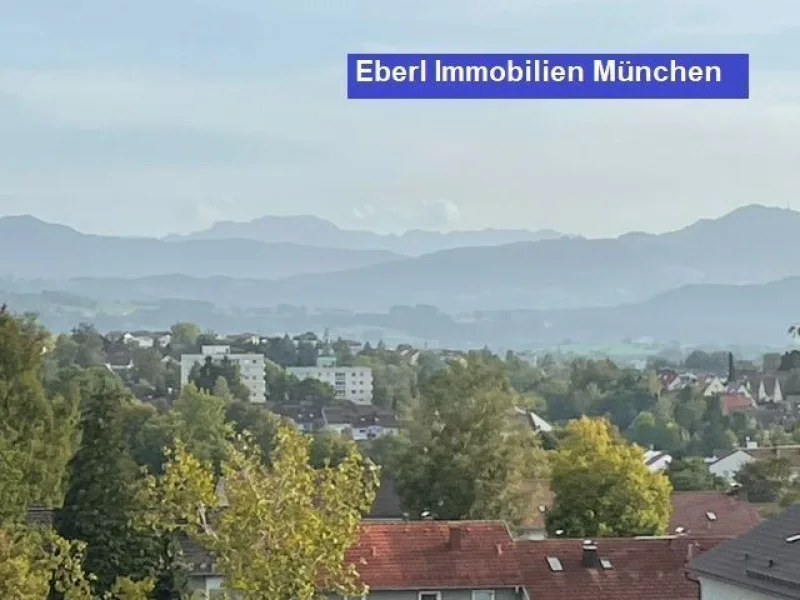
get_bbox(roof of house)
[721,393,755,415]
[272,403,323,426]
[347,521,729,599]
[346,521,521,590]
[512,536,728,600]
[690,504,800,599]
[365,474,405,520]
[669,492,761,538]
[322,404,399,428]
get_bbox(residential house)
[644,450,673,473]
[709,444,800,483]
[272,403,324,433]
[180,345,266,404]
[703,377,726,397]
[752,376,784,404]
[690,504,800,600]
[180,517,730,599]
[512,407,554,434]
[288,356,374,405]
[669,492,761,538]
[720,393,756,416]
[322,404,399,441]
[708,449,756,483]
[345,521,729,600]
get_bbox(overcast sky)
[1,1,798,238]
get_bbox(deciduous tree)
[142,423,378,600]
[391,358,549,524]
[547,417,672,537]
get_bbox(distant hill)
[4,205,800,314]
[166,214,565,255]
[3,274,799,347]
[0,216,401,279]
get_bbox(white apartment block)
[180,345,266,404]
[287,356,373,405]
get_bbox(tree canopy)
[547,417,672,537]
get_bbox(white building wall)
[699,577,779,600]
[287,366,373,405]
[180,346,266,404]
[708,450,755,483]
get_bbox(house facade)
[288,356,374,405]
[690,504,800,600]
[180,345,266,404]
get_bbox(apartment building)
[287,356,373,405]
[180,345,266,404]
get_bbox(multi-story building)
[180,345,266,404]
[287,356,373,405]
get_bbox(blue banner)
[347,54,749,100]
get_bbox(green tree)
[0,307,80,522]
[169,322,201,351]
[56,376,161,594]
[391,358,549,524]
[70,323,107,368]
[142,424,378,600]
[171,383,231,471]
[547,417,672,537]
[735,457,793,503]
[188,356,250,402]
[667,458,726,491]
[308,430,354,468]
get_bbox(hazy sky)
[1,1,799,238]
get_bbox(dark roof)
[272,404,323,425]
[365,475,404,520]
[669,492,761,538]
[323,404,399,428]
[178,535,216,575]
[690,504,800,598]
[26,506,55,527]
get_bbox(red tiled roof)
[669,492,761,538]
[346,521,730,599]
[346,522,521,589]
[514,537,729,600]
[720,393,754,415]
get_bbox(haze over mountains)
[166,215,565,255]
[1,204,798,346]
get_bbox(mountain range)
[1,205,799,346]
[165,214,565,255]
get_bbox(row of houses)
[181,490,779,599]
[28,478,775,600]
[274,402,400,441]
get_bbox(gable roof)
[513,536,728,600]
[347,521,521,590]
[669,492,761,538]
[721,393,755,415]
[346,521,729,599]
[689,504,800,599]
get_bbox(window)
[419,593,441,600]
[472,592,495,600]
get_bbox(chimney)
[449,526,464,550]
[687,542,697,561]
[582,541,600,568]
